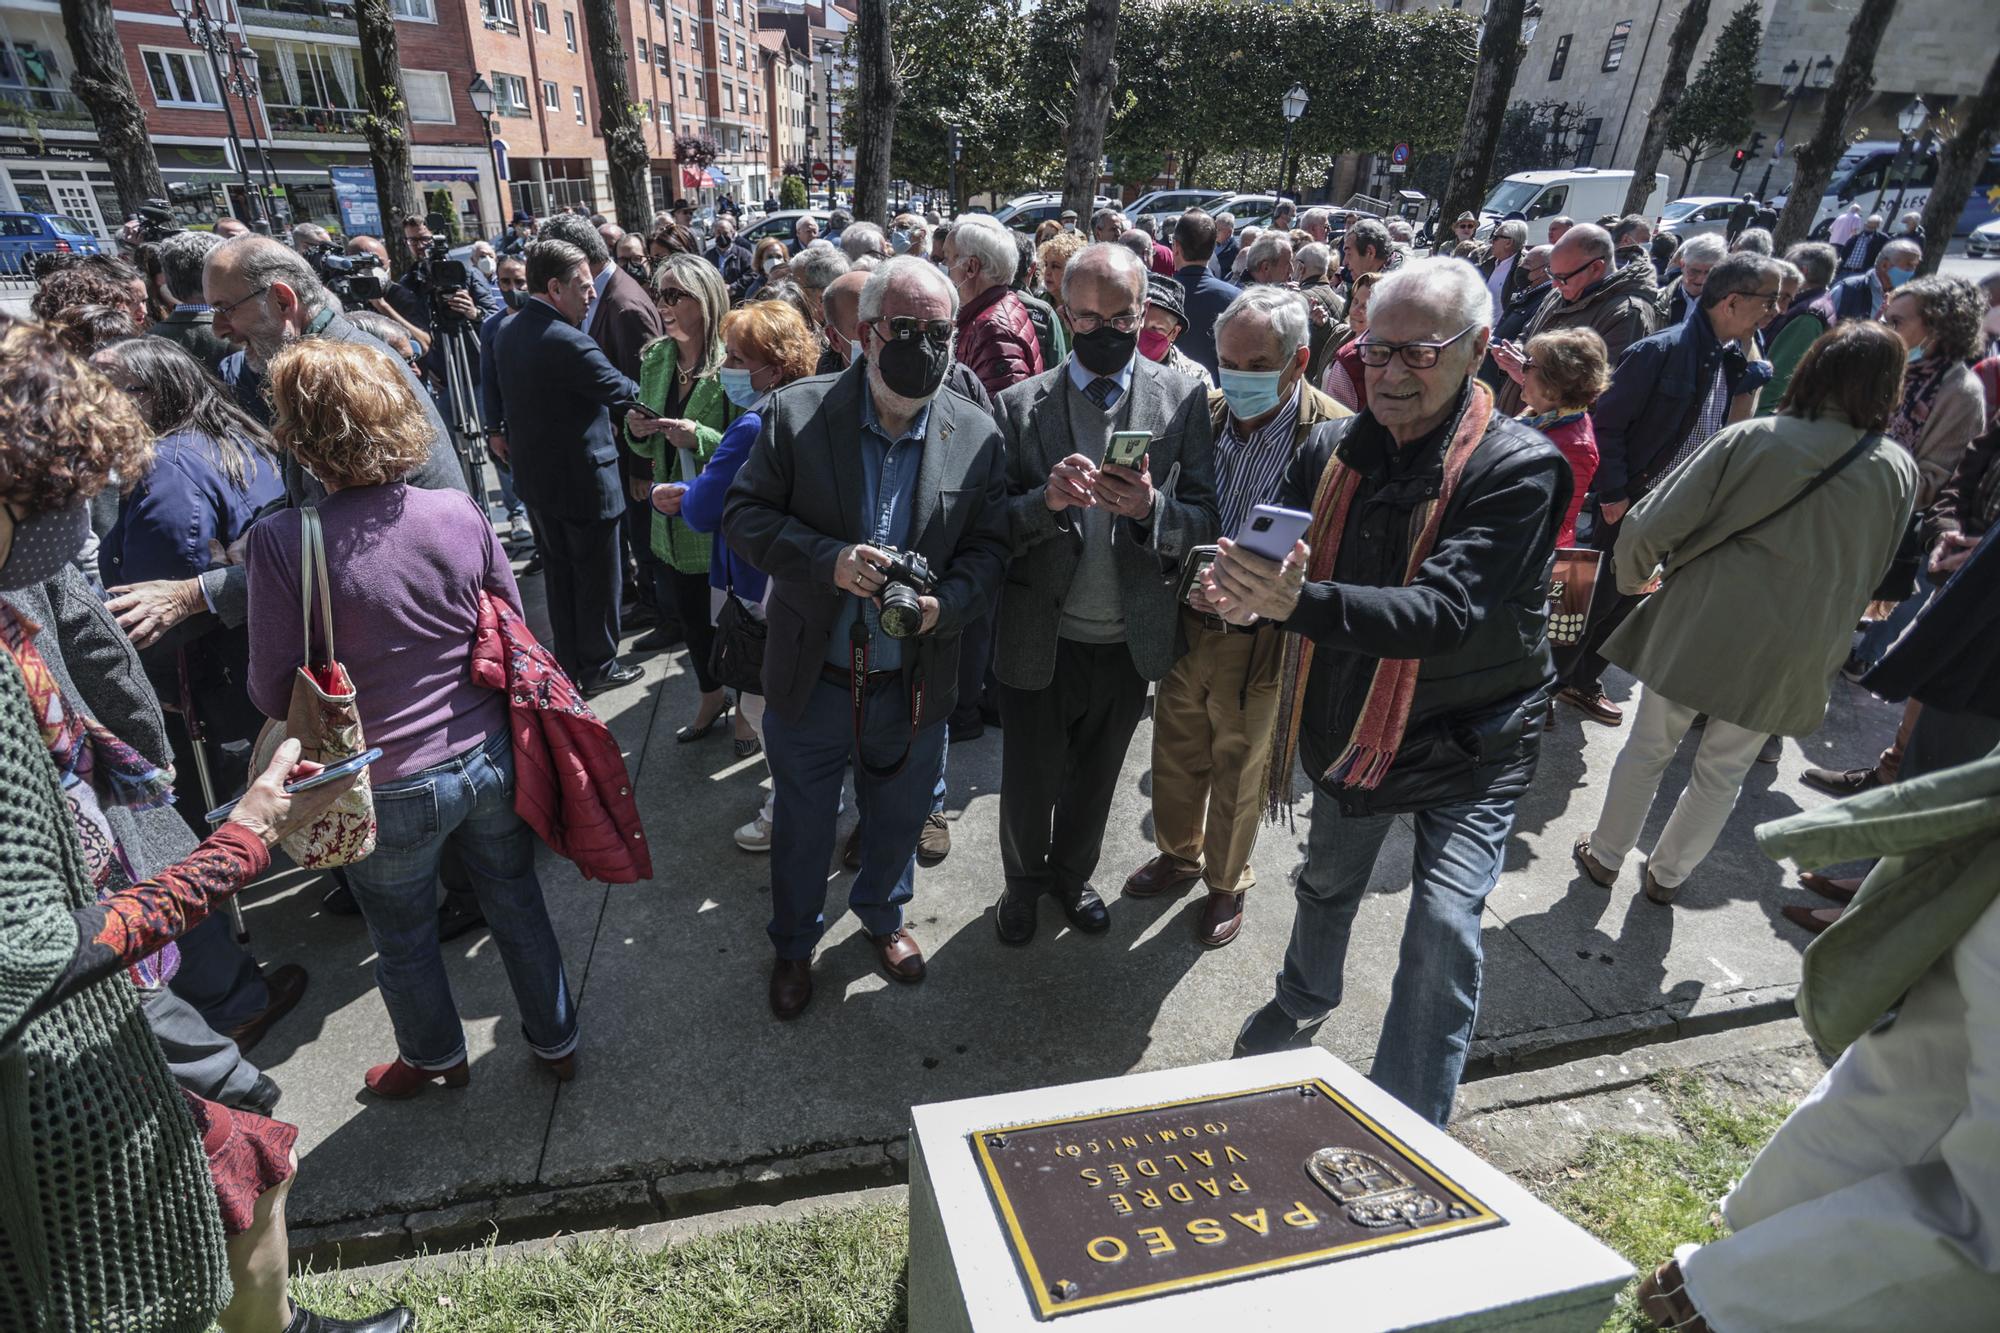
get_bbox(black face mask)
[501,287,525,310]
[875,333,951,400]
[1072,323,1138,376]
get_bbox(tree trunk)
[353,0,420,266]
[578,0,651,229]
[849,0,898,226]
[1437,0,1528,233]
[1917,51,2000,275]
[1062,0,1120,222]
[1773,0,1899,249]
[1623,0,1711,215]
[57,0,164,220]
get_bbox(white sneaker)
[734,813,773,852]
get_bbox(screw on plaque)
[1449,1203,1471,1219]
[1050,1280,1079,1302]
[1299,1084,1317,1098]
[989,1133,1008,1149]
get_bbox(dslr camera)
[873,548,937,639]
[136,199,184,243]
[308,246,387,307]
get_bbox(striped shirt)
[1213,385,1303,542]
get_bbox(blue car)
[0,211,103,276]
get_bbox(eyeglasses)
[872,316,954,346]
[1353,324,1480,369]
[1068,310,1142,334]
[211,285,271,321]
[1736,287,1783,310]
[1549,257,1603,286]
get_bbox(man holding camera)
[725,256,1010,1021]
[991,241,1219,945]
[386,213,503,401]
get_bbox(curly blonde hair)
[722,300,821,383]
[266,340,437,488]
[0,320,151,511]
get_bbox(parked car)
[1124,188,1232,231]
[992,192,1120,234]
[0,211,102,276]
[1209,194,1294,230]
[739,209,834,247]
[1657,196,1743,242]
[1967,216,2000,260]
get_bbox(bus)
[1774,140,2000,237]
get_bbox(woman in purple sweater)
[246,341,577,1101]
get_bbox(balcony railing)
[236,0,357,34]
[0,86,93,127]
[263,102,365,136]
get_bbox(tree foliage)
[779,172,810,209]
[1667,2,1762,194]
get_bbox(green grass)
[287,1073,1793,1333]
[1534,1071,1795,1333]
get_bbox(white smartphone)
[1234,504,1313,563]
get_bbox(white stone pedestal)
[908,1049,1633,1331]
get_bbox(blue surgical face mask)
[1886,266,1916,289]
[1218,367,1286,420]
[1907,343,1926,365]
[719,366,762,408]
[849,338,865,366]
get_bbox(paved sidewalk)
[242,559,1892,1245]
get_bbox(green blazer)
[1758,750,2000,1054]
[624,337,738,574]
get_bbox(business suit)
[1174,265,1242,380]
[992,354,1219,918]
[149,306,233,374]
[585,262,668,624]
[493,297,640,685]
[725,364,1009,961]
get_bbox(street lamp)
[1890,95,1931,219]
[1756,53,1834,201]
[1277,83,1307,202]
[168,0,270,231]
[467,74,505,236]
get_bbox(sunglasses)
[873,316,954,346]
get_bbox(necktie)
[1085,376,1119,411]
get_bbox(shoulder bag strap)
[1732,430,1883,544]
[300,507,336,668]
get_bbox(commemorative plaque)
[971,1079,1504,1320]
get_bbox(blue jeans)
[345,729,577,1070]
[764,674,947,959]
[1273,785,1518,1127]
[494,459,529,524]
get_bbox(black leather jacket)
[1277,393,1571,816]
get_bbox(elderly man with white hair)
[1241,229,1295,287]
[1209,210,1240,278]
[723,255,1012,1020]
[1479,219,1530,319]
[841,220,889,263]
[1124,285,1348,948]
[946,213,1044,397]
[1208,257,1571,1127]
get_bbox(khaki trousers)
[1149,611,1285,893]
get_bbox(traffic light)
[1747,130,1767,160]
[1731,148,1749,171]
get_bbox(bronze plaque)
[971,1080,1504,1319]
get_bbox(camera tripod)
[432,317,490,504]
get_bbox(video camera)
[407,212,473,331]
[304,246,389,308]
[136,199,183,244]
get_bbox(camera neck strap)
[849,616,925,781]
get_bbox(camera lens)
[1253,516,1272,531]
[878,582,924,639]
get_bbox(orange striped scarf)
[1266,381,1494,816]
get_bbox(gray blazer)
[993,356,1219,690]
[724,363,1012,725]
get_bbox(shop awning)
[681,165,707,190]
[707,165,730,185]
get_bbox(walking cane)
[177,647,250,945]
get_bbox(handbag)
[248,507,377,867]
[707,584,767,696]
[1546,547,1601,648]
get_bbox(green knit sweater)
[0,652,231,1332]
[623,337,739,575]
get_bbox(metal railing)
[236,0,357,27]
[263,102,365,136]
[0,86,92,124]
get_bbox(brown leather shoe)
[225,964,308,1055]
[1195,890,1244,948]
[769,958,813,1020]
[1800,871,1860,904]
[1124,853,1204,899]
[873,927,926,983]
[842,824,862,871]
[1782,903,1843,935]
[1572,836,1617,887]
[1558,686,1624,725]
[1643,863,1680,905]
[917,812,951,865]
[1635,1259,1712,1332]
[1801,765,1882,798]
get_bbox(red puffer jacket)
[954,285,1045,398]
[469,593,652,884]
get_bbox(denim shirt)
[825,389,929,672]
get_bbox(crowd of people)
[5,181,2000,1332]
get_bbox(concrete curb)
[289,987,1801,1270]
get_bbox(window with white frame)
[677,70,687,96]
[719,33,730,62]
[637,38,648,63]
[563,11,577,50]
[483,0,519,30]
[654,45,669,73]
[673,15,683,43]
[403,69,454,123]
[531,1,548,32]
[541,79,560,110]
[493,71,530,115]
[724,82,734,112]
[391,0,436,20]
[572,86,585,124]
[141,49,220,108]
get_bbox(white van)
[1475,168,1669,245]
